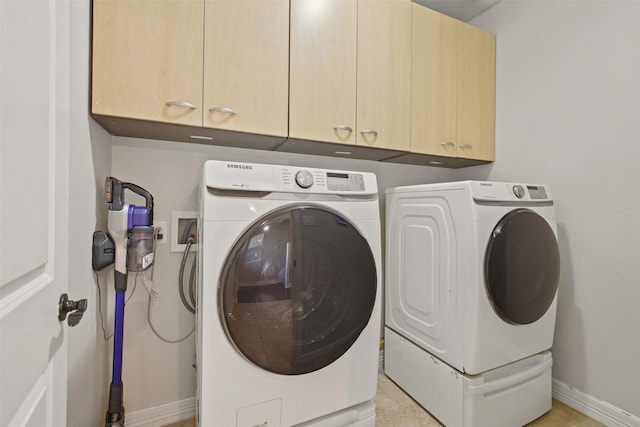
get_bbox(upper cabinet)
[357,0,412,152]
[203,0,289,136]
[411,4,495,161]
[456,22,496,161]
[91,1,495,167]
[289,0,411,152]
[289,0,358,145]
[92,0,289,137]
[92,0,204,127]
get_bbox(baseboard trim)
[552,379,640,427]
[125,397,196,427]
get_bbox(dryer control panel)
[204,160,377,195]
[471,181,553,203]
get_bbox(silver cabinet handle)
[208,107,237,116]
[334,125,353,132]
[166,100,197,109]
[459,144,473,149]
[360,129,378,136]
[440,141,455,147]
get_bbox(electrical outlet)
[154,221,168,244]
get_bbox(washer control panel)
[204,160,377,195]
[290,169,366,191]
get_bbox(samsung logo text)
[227,164,253,170]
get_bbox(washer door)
[484,208,560,325]
[219,206,377,375]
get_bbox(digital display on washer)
[527,186,548,200]
[327,172,349,179]
[326,172,365,191]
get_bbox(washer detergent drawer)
[384,327,552,427]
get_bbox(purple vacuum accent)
[128,205,150,230]
[112,290,125,385]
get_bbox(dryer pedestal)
[384,327,552,427]
[295,400,376,427]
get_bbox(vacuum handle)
[123,182,154,224]
[106,177,154,224]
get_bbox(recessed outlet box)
[171,211,198,253]
[154,221,168,244]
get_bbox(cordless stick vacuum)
[104,177,154,427]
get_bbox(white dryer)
[198,160,382,427]
[384,181,560,427]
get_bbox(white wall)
[110,137,456,416]
[464,0,640,420]
[66,1,113,426]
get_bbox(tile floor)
[164,374,604,427]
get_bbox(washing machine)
[197,160,382,427]
[384,181,560,427]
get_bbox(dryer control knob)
[295,170,314,189]
[513,185,525,198]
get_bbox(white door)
[1,1,71,426]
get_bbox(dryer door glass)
[484,208,560,324]
[218,206,377,375]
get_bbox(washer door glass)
[484,208,560,324]
[219,206,377,375]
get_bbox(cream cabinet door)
[289,0,358,144]
[203,0,289,136]
[411,5,458,157]
[92,0,204,126]
[457,23,496,161]
[357,0,411,151]
[411,5,495,161]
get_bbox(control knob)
[512,185,525,198]
[295,170,314,189]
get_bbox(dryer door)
[218,205,377,375]
[484,208,560,325]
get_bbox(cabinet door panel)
[410,5,458,157]
[92,0,204,126]
[289,0,358,144]
[357,0,411,151]
[203,0,289,136]
[457,23,496,161]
